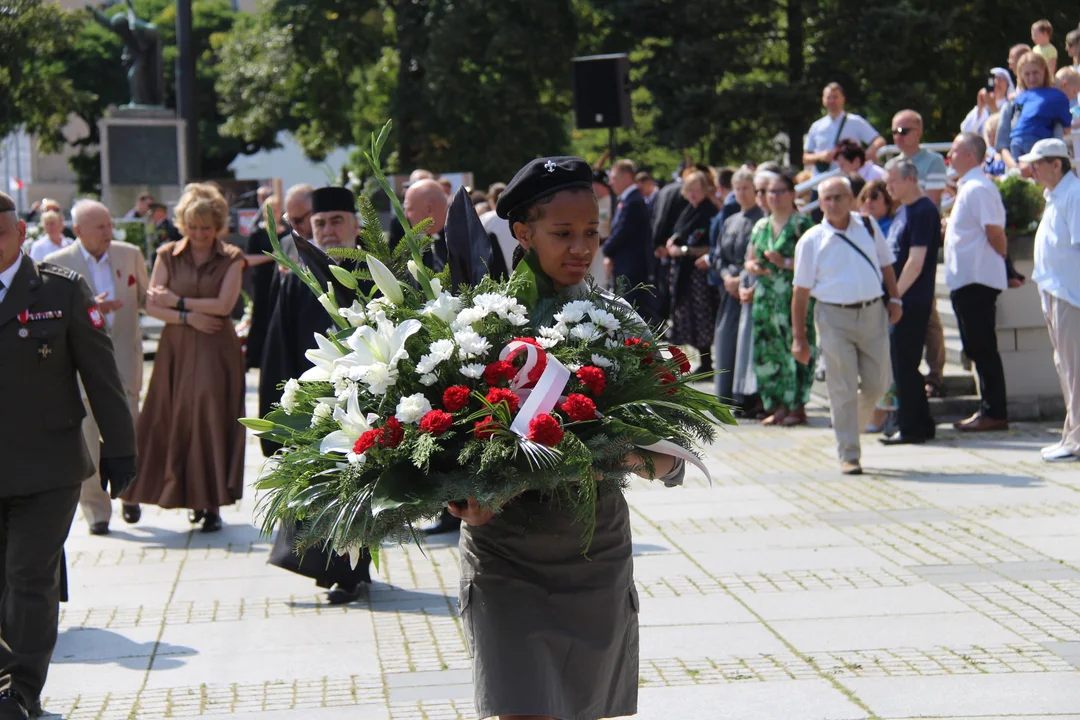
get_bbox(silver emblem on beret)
[544,160,557,173]
[18,327,29,338]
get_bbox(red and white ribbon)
[502,343,570,438]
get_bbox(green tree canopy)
[0,0,84,152]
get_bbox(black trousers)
[890,300,935,437]
[0,485,81,703]
[950,283,1008,420]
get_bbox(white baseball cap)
[1019,138,1070,163]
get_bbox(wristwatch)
[889,297,903,306]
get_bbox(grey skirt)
[458,488,639,720]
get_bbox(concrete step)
[928,394,981,421]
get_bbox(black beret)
[311,186,356,214]
[495,156,593,222]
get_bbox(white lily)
[300,333,347,381]
[319,386,380,463]
[337,311,422,395]
[338,300,368,327]
[317,282,338,317]
[368,255,404,305]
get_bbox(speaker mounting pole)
[608,127,617,164]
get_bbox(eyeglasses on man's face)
[754,188,768,195]
[892,127,915,136]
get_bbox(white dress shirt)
[0,253,23,306]
[80,243,116,329]
[944,167,1007,291]
[29,235,73,263]
[479,209,518,276]
[1033,171,1080,309]
[793,211,895,304]
[804,112,881,174]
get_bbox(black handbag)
[814,113,849,173]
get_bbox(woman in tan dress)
[123,183,245,532]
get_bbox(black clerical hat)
[495,156,593,222]
[311,186,356,214]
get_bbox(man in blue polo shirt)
[880,157,942,444]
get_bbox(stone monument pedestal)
[98,107,186,216]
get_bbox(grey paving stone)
[737,585,971,622]
[843,672,1080,717]
[771,612,1025,652]
[988,560,1080,582]
[1042,641,1080,669]
[907,563,1003,584]
[639,623,787,659]
[385,669,472,688]
[816,510,892,526]
[387,682,472,702]
[880,507,954,523]
[635,680,868,719]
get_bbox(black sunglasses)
[892,127,915,136]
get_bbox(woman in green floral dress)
[745,171,816,426]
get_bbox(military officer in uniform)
[0,192,137,719]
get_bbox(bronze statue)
[88,0,164,107]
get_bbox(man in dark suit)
[602,159,657,322]
[0,192,136,719]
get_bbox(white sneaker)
[1041,442,1064,457]
[1042,446,1078,462]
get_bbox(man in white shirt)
[479,182,516,276]
[1023,139,1080,461]
[792,177,903,474]
[46,199,149,533]
[803,83,886,176]
[944,132,1010,432]
[27,211,73,263]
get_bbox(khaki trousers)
[924,300,945,388]
[78,391,139,525]
[1042,291,1080,454]
[816,301,893,463]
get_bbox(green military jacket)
[0,256,136,497]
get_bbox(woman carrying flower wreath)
[448,157,685,720]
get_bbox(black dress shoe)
[326,582,368,605]
[201,513,223,533]
[121,503,141,524]
[879,433,928,446]
[0,689,29,720]
[89,521,110,536]
[421,508,462,536]
[188,510,205,523]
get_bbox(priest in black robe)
[260,186,373,605]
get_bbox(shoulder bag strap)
[833,231,882,281]
[832,113,849,147]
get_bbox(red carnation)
[443,385,471,412]
[485,387,521,414]
[668,347,692,374]
[657,370,678,395]
[381,416,404,448]
[352,429,381,455]
[576,365,607,395]
[483,360,517,386]
[560,393,597,422]
[527,413,564,446]
[474,415,499,439]
[625,337,653,365]
[419,409,453,436]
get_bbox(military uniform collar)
[0,252,24,291]
[0,254,43,327]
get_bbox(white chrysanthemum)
[396,393,433,424]
[419,373,438,386]
[588,307,621,332]
[460,363,485,379]
[536,336,559,349]
[416,339,455,375]
[507,312,528,326]
[454,329,492,358]
[570,322,602,342]
[451,306,488,330]
[338,300,368,328]
[280,379,301,413]
[360,363,395,395]
[590,354,615,369]
[604,338,620,349]
[311,402,334,426]
[566,362,583,373]
[554,300,594,324]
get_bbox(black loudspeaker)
[572,53,632,129]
